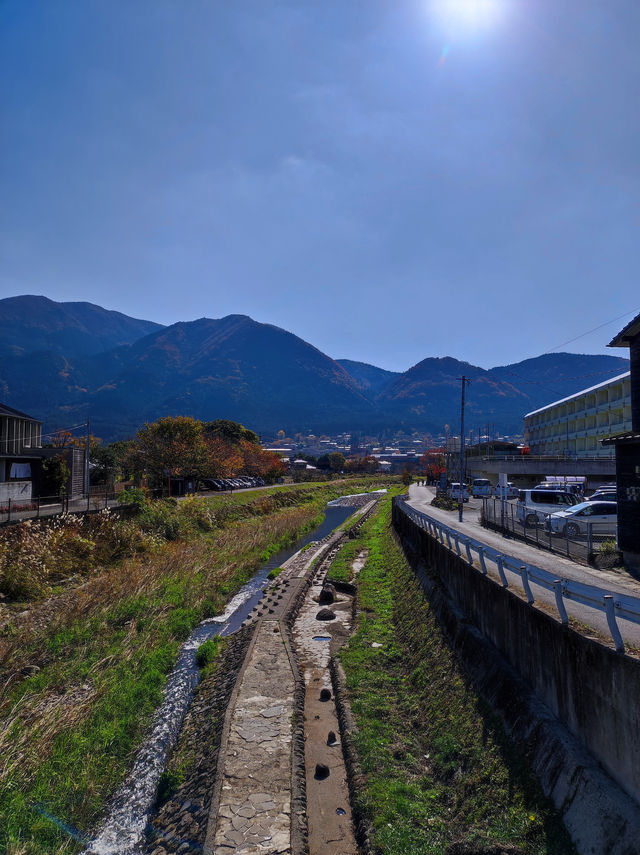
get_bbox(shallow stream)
[83,503,355,855]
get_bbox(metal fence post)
[478,546,487,575]
[553,580,568,626]
[7,498,11,523]
[604,595,625,654]
[587,523,593,555]
[565,523,570,557]
[465,540,474,565]
[36,496,40,519]
[496,555,508,587]
[521,565,535,604]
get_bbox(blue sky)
[1,0,639,371]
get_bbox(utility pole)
[458,377,471,522]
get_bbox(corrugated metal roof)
[0,402,41,422]
[608,311,640,347]
[524,371,630,419]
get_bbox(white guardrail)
[396,498,640,655]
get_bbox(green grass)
[0,492,347,853]
[0,477,399,853]
[339,496,576,855]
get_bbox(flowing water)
[83,503,355,855]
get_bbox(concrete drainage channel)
[143,496,378,855]
[291,548,359,855]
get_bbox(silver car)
[546,501,617,538]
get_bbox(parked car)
[517,489,579,527]
[587,491,617,504]
[472,478,492,498]
[545,501,617,538]
[493,482,518,499]
[448,483,469,502]
[534,481,584,497]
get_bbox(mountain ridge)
[0,296,630,440]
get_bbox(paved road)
[407,484,640,651]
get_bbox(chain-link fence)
[481,497,617,562]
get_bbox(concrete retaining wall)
[392,499,640,807]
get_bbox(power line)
[545,307,640,354]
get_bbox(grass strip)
[0,499,328,854]
[339,496,576,855]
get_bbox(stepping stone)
[318,584,336,604]
[316,608,336,621]
[314,763,330,780]
[320,688,332,701]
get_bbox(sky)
[1,0,639,372]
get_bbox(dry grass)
[0,499,323,854]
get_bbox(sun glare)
[431,0,503,33]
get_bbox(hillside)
[0,297,630,439]
[0,295,163,357]
[378,353,630,433]
[337,359,399,395]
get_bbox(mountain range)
[0,295,629,441]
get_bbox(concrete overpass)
[465,455,615,490]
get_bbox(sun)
[430,0,503,33]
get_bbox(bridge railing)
[394,497,640,655]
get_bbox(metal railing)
[395,497,640,654]
[481,497,616,563]
[0,491,135,525]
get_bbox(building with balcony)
[524,372,631,458]
[0,403,43,502]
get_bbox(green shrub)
[195,637,223,669]
[117,487,147,511]
[139,500,183,540]
[599,538,618,555]
[267,567,283,580]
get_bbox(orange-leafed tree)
[205,435,243,478]
[136,416,209,487]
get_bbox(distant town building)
[602,313,640,572]
[524,372,631,457]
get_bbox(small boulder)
[314,763,330,780]
[318,584,336,605]
[316,608,336,621]
[327,731,337,745]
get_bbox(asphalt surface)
[407,484,640,651]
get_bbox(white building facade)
[524,372,631,458]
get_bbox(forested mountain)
[0,296,629,439]
[336,359,399,395]
[0,295,163,357]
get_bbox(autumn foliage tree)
[136,416,209,488]
[420,449,446,483]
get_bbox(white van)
[472,478,492,497]
[517,489,579,527]
[493,482,518,499]
[448,483,470,502]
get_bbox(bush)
[181,495,216,532]
[139,500,183,540]
[195,637,223,668]
[117,487,147,511]
[599,538,618,555]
